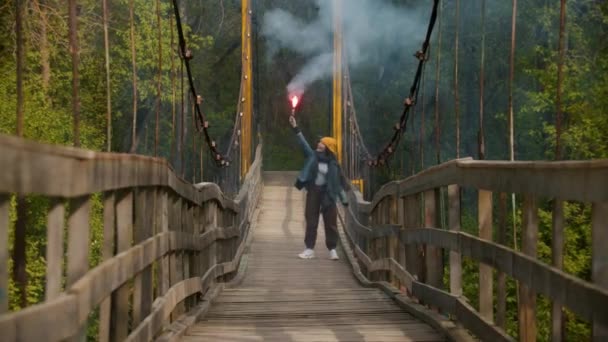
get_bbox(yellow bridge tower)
[241,0,253,178]
[332,0,343,164]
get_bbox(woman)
[289,115,349,260]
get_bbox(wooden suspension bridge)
[1,0,608,341]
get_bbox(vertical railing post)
[111,190,133,341]
[369,202,377,281]
[0,195,8,314]
[190,203,201,280]
[405,195,423,282]
[216,205,225,278]
[182,202,190,292]
[202,203,212,278]
[383,199,391,282]
[519,195,538,342]
[389,195,399,286]
[157,189,170,336]
[183,201,196,310]
[552,199,564,341]
[174,197,185,316]
[99,193,115,342]
[592,202,608,341]
[133,189,153,326]
[67,195,91,338]
[397,196,407,292]
[479,189,493,321]
[497,192,508,328]
[168,194,180,321]
[424,190,442,289]
[46,200,65,301]
[380,199,388,282]
[201,200,209,279]
[415,194,425,282]
[448,185,462,296]
[205,201,218,283]
[369,203,379,281]
[356,199,370,267]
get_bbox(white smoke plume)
[262,0,428,97]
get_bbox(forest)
[0,0,606,340]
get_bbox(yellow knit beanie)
[320,137,338,156]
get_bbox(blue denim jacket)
[293,130,348,205]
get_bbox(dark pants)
[304,185,338,250]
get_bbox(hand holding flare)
[290,95,299,116]
[289,115,297,128]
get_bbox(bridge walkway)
[181,172,444,341]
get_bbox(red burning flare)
[291,95,299,109]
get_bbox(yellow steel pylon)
[241,0,253,178]
[332,0,343,164]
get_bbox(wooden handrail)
[0,134,236,211]
[342,210,608,323]
[369,157,608,211]
[336,210,482,341]
[343,157,608,342]
[0,135,264,342]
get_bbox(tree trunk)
[180,62,185,176]
[555,0,566,161]
[434,0,442,165]
[192,100,196,183]
[69,0,80,147]
[420,72,425,170]
[508,0,517,162]
[552,1,567,341]
[454,0,460,159]
[509,2,521,338]
[103,0,112,152]
[144,122,149,154]
[34,0,51,94]
[13,196,27,309]
[16,0,25,136]
[14,0,28,309]
[170,15,177,164]
[155,0,162,156]
[180,1,187,177]
[129,0,138,153]
[411,105,417,175]
[204,143,207,182]
[479,0,486,160]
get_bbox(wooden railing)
[0,134,263,341]
[340,157,608,342]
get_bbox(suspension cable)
[171,0,229,166]
[368,0,439,167]
[343,62,372,160]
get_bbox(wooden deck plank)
[182,173,445,341]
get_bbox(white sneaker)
[329,249,339,260]
[298,249,315,259]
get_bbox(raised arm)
[289,116,314,157]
